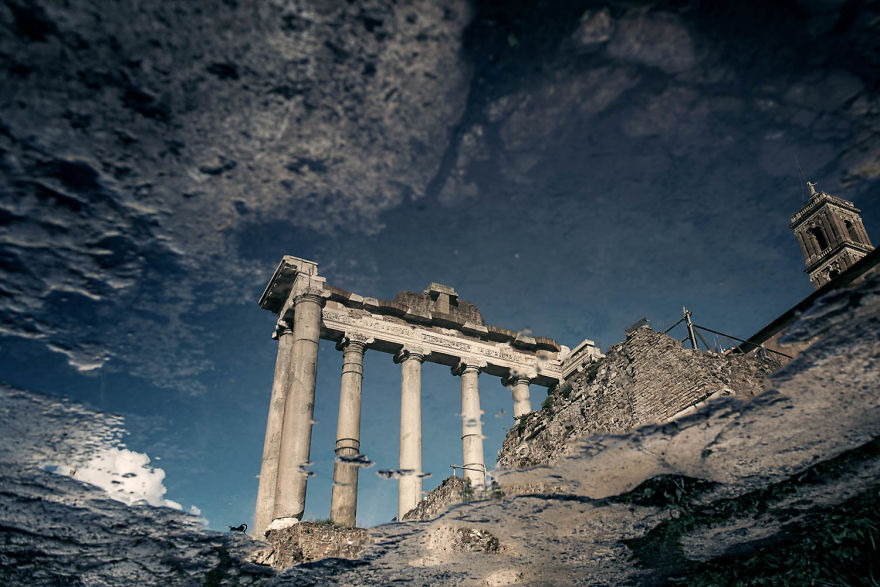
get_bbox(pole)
[683,306,698,350]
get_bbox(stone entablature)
[260,256,568,386]
[261,259,561,354]
[561,338,603,380]
[321,304,561,386]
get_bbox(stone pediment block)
[403,307,432,323]
[379,299,408,318]
[534,336,562,352]
[324,284,360,306]
[461,321,489,336]
[486,324,518,342]
[424,282,457,297]
[431,311,466,329]
[512,334,538,350]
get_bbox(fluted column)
[505,374,532,418]
[272,290,324,528]
[253,323,294,538]
[453,360,487,487]
[394,345,428,520]
[329,333,372,527]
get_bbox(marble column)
[330,333,372,527]
[253,323,294,538]
[272,291,324,528]
[394,345,428,520]
[506,374,532,418]
[453,360,486,487]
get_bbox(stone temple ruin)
[253,183,877,540]
[252,257,600,537]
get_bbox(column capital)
[277,273,329,321]
[394,345,429,364]
[272,318,293,339]
[452,359,486,376]
[336,332,374,352]
[293,291,326,307]
[502,372,532,387]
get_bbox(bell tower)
[790,182,874,289]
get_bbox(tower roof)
[790,182,860,229]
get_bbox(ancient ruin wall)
[497,327,784,469]
[401,475,470,522]
[257,523,370,570]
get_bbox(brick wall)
[497,327,783,469]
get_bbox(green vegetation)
[582,359,603,385]
[541,382,573,412]
[558,383,572,400]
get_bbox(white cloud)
[0,385,198,514]
[70,447,180,509]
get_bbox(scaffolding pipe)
[683,307,699,350]
[692,324,793,359]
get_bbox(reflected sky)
[1,0,879,530]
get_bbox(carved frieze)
[322,307,562,379]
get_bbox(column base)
[267,517,301,531]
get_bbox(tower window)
[810,226,829,251]
[845,220,859,242]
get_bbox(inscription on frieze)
[420,333,472,353]
[324,310,413,339]
[322,308,552,374]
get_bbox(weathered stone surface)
[258,522,369,570]
[402,475,470,521]
[422,525,501,554]
[498,327,784,470]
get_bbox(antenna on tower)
[795,154,809,200]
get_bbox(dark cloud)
[1,0,879,393]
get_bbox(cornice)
[790,193,860,229]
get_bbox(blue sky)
[2,0,880,530]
